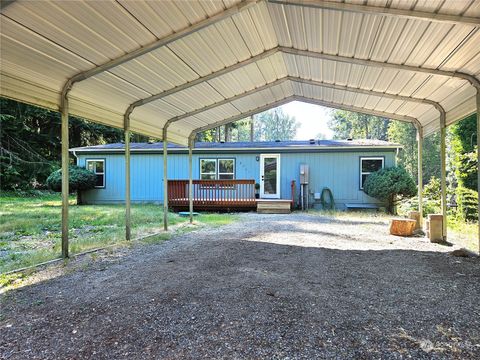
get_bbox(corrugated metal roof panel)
[1,0,479,145]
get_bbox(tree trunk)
[77,190,83,205]
[250,115,254,142]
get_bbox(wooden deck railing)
[168,179,256,210]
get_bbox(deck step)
[256,199,291,214]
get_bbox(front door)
[260,154,280,199]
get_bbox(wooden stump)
[408,211,421,230]
[389,218,416,236]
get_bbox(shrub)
[455,187,478,221]
[46,165,96,192]
[363,166,417,213]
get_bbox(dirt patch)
[1,213,479,359]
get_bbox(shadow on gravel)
[1,235,479,359]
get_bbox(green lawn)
[0,192,238,273]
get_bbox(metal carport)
[1,0,479,255]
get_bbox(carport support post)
[124,121,131,241]
[163,131,168,231]
[416,125,423,227]
[188,135,194,224]
[440,115,447,241]
[477,90,480,254]
[61,96,69,258]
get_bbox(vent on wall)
[346,138,353,141]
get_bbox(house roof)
[2,1,479,145]
[70,139,401,153]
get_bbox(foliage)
[455,187,478,221]
[449,114,477,190]
[387,121,441,182]
[197,107,300,143]
[397,177,442,217]
[0,192,239,273]
[363,166,417,213]
[328,110,389,140]
[254,108,300,141]
[46,165,97,192]
[0,98,125,190]
[423,176,441,200]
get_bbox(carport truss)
[1,0,479,255]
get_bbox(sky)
[280,101,334,140]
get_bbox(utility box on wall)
[300,164,309,185]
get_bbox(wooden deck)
[168,179,256,211]
[168,179,294,212]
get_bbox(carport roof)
[1,0,480,145]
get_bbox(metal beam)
[163,75,447,135]
[188,135,195,224]
[293,95,419,124]
[61,93,69,258]
[163,128,168,231]
[191,96,296,135]
[162,77,290,131]
[477,90,480,254]
[440,113,447,241]
[124,115,131,241]
[269,0,480,26]
[280,47,480,89]
[125,47,478,144]
[416,125,424,228]
[124,47,279,122]
[60,0,259,102]
[190,93,420,137]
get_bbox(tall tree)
[328,110,389,140]
[254,108,300,141]
[448,114,477,191]
[0,98,124,190]
[387,121,441,183]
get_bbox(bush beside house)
[363,166,417,214]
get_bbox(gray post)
[477,90,480,254]
[125,125,131,240]
[61,95,69,258]
[440,115,447,241]
[417,125,423,227]
[188,135,194,224]
[163,132,168,231]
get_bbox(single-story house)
[70,139,400,211]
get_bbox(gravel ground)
[1,212,479,359]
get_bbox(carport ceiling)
[1,0,480,144]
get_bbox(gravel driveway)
[1,212,479,359]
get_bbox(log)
[389,218,416,236]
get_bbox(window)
[360,157,384,189]
[200,159,217,180]
[200,158,235,180]
[86,159,105,188]
[218,159,234,180]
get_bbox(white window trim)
[86,159,105,188]
[200,158,235,180]
[218,158,235,180]
[200,159,217,180]
[360,157,384,190]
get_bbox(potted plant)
[255,183,260,199]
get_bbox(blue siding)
[76,150,395,209]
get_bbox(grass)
[0,192,239,274]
